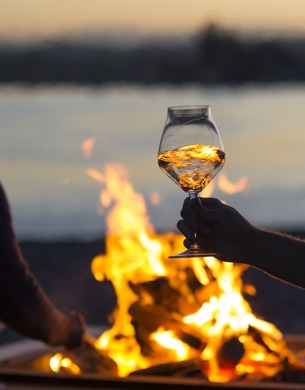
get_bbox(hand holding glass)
[158,105,225,258]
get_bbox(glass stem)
[188,191,200,249]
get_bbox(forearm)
[245,228,305,289]
[182,197,305,289]
[0,183,84,347]
[0,233,82,347]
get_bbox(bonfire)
[50,161,296,383]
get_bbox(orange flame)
[217,173,248,194]
[149,191,161,206]
[86,168,104,183]
[50,162,293,382]
[81,137,96,159]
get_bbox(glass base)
[169,247,219,259]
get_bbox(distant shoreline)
[17,227,305,244]
[1,25,305,85]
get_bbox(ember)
[50,163,295,383]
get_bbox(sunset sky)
[2,0,305,41]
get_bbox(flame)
[88,164,172,375]
[217,173,248,194]
[86,168,104,183]
[201,173,248,198]
[200,179,215,197]
[50,353,81,375]
[149,191,161,206]
[50,162,293,382]
[150,328,191,360]
[81,137,96,159]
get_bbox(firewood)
[217,337,245,365]
[129,302,206,354]
[183,265,215,294]
[63,337,118,375]
[129,357,205,378]
[129,277,201,316]
[248,325,282,354]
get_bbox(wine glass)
[157,105,225,258]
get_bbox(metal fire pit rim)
[1,367,305,390]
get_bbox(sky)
[2,0,305,42]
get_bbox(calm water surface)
[1,83,305,239]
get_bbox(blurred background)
[2,0,305,238]
[2,0,305,337]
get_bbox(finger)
[196,223,211,248]
[197,222,211,237]
[183,237,194,249]
[180,197,197,222]
[177,220,195,240]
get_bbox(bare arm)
[0,183,85,347]
[245,228,305,288]
[177,197,305,289]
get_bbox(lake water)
[1,83,305,240]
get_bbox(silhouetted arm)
[0,182,85,347]
[177,197,305,289]
[243,228,305,288]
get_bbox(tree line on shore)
[1,24,305,85]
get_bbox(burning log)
[129,301,206,357]
[51,334,118,375]
[129,358,205,378]
[218,337,245,366]
[129,277,201,316]
[0,183,84,348]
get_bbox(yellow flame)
[151,328,190,360]
[50,353,81,375]
[50,163,292,382]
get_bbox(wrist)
[65,311,86,349]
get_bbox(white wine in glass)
[158,105,225,258]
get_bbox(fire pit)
[1,333,305,389]
[2,164,305,389]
